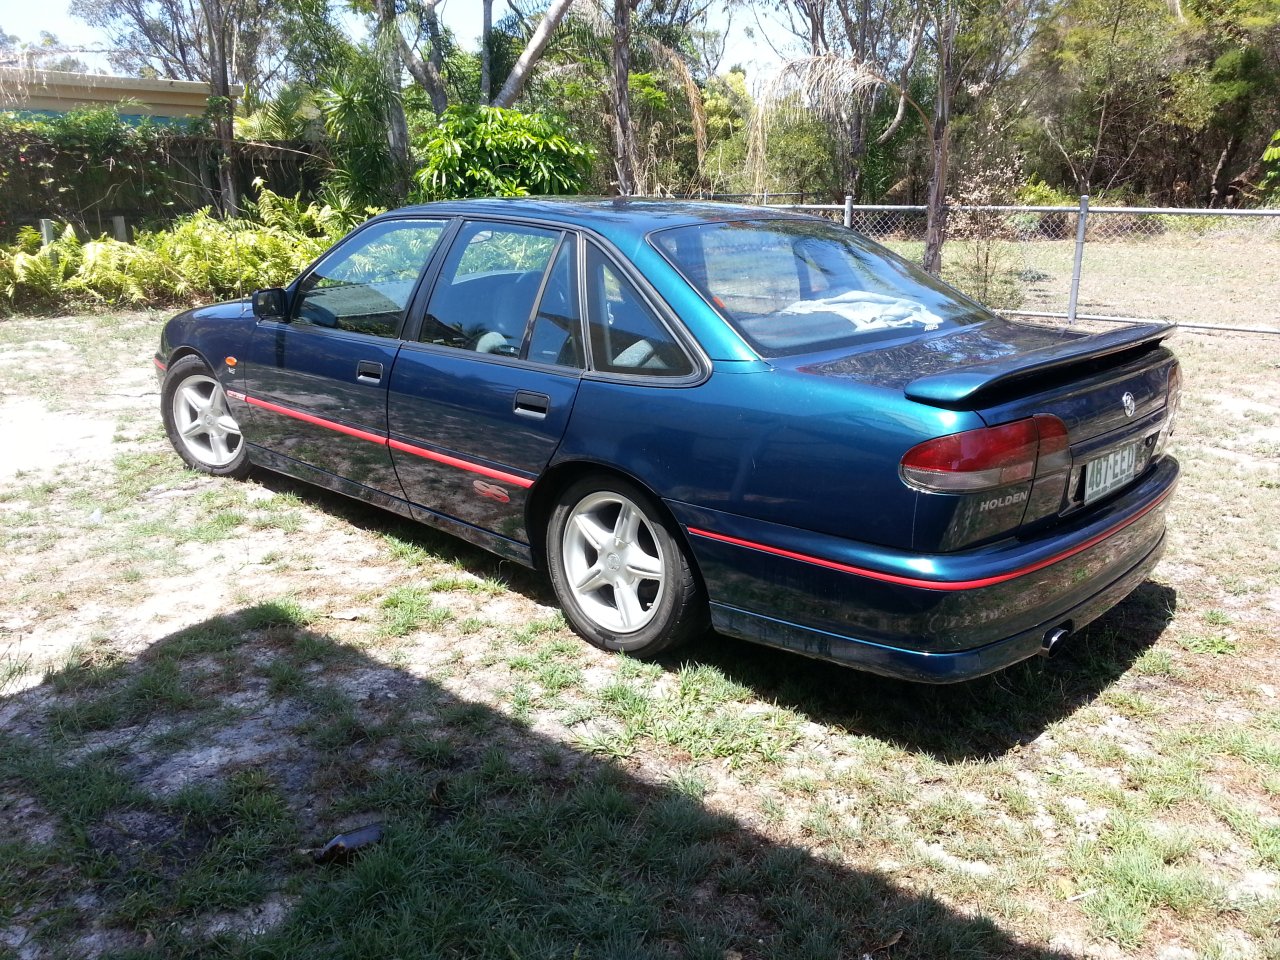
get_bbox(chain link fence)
[723,196,1280,335]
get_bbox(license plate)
[1084,441,1142,504]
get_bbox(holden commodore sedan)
[155,199,1180,682]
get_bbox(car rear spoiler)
[904,322,1176,409]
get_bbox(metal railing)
[718,195,1280,335]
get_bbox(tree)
[759,0,1047,273]
[480,0,494,102]
[612,0,641,194]
[0,28,92,72]
[69,0,291,92]
[513,1,708,195]
[492,0,577,107]
[366,0,576,113]
[68,0,299,214]
[1021,0,1280,204]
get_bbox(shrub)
[0,186,341,313]
[412,105,593,201]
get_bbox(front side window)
[294,219,447,337]
[651,218,989,356]
[421,221,560,355]
[585,245,693,376]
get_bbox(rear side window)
[651,218,987,356]
[421,221,560,355]
[524,235,584,369]
[585,244,693,377]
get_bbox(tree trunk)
[922,125,949,275]
[611,0,636,195]
[492,0,575,107]
[383,61,411,203]
[373,0,448,115]
[373,0,412,201]
[480,0,493,103]
[922,6,956,277]
[204,0,238,216]
[1208,134,1241,208]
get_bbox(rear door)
[241,217,451,495]
[388,220,585,544]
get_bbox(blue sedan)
[155,199,1180,682]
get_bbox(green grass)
[1177,633,1240,655]
[379,586,452,637]
[3,313,1280,957]
[1071,814,1225,946]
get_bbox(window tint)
[524,236,584,368]
[294,219,446,338]
[421,221,559,355]
[585,245,693,376]
[651,219,987,356]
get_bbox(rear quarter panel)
[555,364,981,550]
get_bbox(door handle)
[356,360,383,384]
[513,390,550,420]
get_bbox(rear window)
[650,218,989,356]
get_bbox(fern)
[0,186,341,313]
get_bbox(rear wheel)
[546,475,707,657]
[161,355,249,478]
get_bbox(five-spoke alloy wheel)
[547,476,706,656]
[161,355,250,477]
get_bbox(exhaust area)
[1040,627,1069,658]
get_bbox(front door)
[388,222,585,545]
[241,217,451,495]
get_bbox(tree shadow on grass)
[248,470,1176,765]
[0,605,1078,960]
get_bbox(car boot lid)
[903,322,1175,409]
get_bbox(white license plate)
[1084,441,1142,504]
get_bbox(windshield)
[650,218,991,357]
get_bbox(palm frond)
[749,54,890,194]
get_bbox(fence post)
[844,194,853,229]
[38,219,58,267]
[111,216,129,242]
[762,189,769,206]
[1066,195,1089,326]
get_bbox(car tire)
[161,355,250,478]
[546,475,707,657]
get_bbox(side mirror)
[252,287,289,319]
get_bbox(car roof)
[374,197,817,246]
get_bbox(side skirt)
[247,444,535,567]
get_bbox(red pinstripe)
[233,391,534,490]
[686,486,1172,592]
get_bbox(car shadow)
[671,581,1178,763]
[1,607,1079,959]
[249,470,1177,765]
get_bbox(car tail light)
[900,415,1071,494]
[1154,363,1182,458]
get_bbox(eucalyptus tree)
[366,0,576,114]
[758,0,1046,274]
[518,0,708,195]
[69,0,302,214]
[1023,0,1280,204]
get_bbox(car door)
[388,220,585,545]
[241,217,452,495]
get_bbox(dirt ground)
[0,310,1277,960]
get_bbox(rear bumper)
[709,531,1164,682]
[672,456,1178,682]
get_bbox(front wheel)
[161,355,249,478]
[546,476,707,657]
